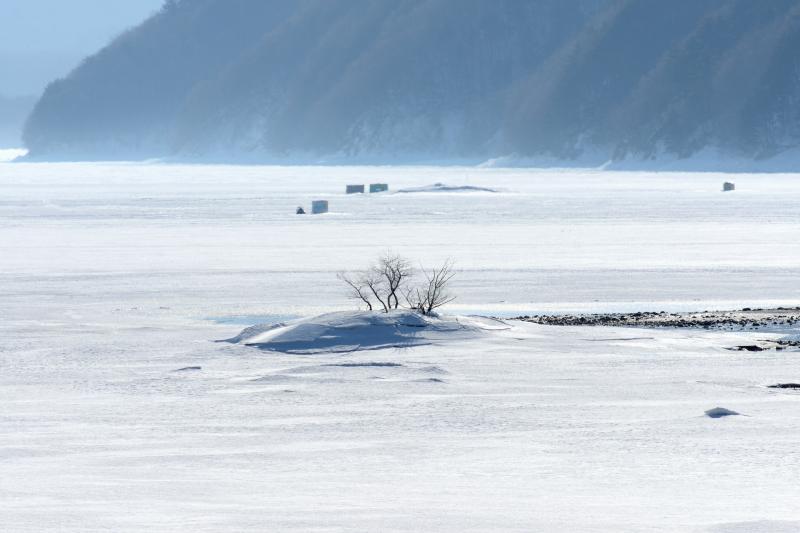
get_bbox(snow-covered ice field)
[2,162,800,531]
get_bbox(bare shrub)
[404,259,456,315]
[362,269,389,312]
[377,252,413,310]
[337,253,412,312]
[336,272,374,311]
[339,254,456,315]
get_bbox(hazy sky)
[0,0,164,96]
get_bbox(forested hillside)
[22,0,800,165]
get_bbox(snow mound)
[226,310,494,354]
[397,182,498,193]
[0,148,27,162]
[705,407,741,418]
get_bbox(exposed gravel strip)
[514,307,800,331]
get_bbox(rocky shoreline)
[514,307,800,331]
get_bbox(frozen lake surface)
[2,162,800,531]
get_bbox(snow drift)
[225,310,504,354]
[396,183,499,193]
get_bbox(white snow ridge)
[396,182,499,193]
[226,310,503,354]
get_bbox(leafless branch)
[336,272,373,311]
[417,259,456,315]
[338,254,456,315]
[376,252,413,309]
[362,271,389,313]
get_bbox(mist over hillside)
[21,0,800,166]
[0,94,36,146]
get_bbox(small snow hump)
[397,183,498,193]
[705,407,740,418]
[225,310,488,354]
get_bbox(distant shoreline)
[11,152,800,173]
